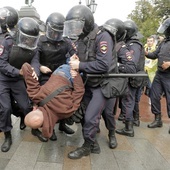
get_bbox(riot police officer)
[64,5,117,159]
[33,12,77,142]
[145,17,170,131]
[0,6,18,39]
[115,20,145,137]
[0,6,27,130]
[102,18,137,147]
[0,17,40,152]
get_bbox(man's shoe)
[59,122,75,134]
[20,116,26,130]
[90,140,101,154]
[31,129,48,142]
[49,130,57,141]
[1,131,12,152]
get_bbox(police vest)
[9,45,35,69]
[77,27,115,87]
[39,36,69,72]
[126,39,145,71]
[7,34,36,69]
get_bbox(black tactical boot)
[133,112,140,127]
[118,111,125,121]
[20,115,26,130]
[49,129,57,141]
[90,140,101,154]
[148,114,163,128]
[108,130,117,149]
[1,131,12,152]
[59,120,75,134]
[31,129,48,142]
[68,141,91,159]
[116,120,134,137]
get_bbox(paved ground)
[0,94,170,170]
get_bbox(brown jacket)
[22,63,85,138]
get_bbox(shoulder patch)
[0,45,4,56]
[126,51,133,61]
[100,41,108,54]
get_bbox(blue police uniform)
[146,37,170,118]
[77,26,116,144]
[102,41,136,131]
[0,34,39,132]
[120,39,144,122]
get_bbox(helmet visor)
[63,20,84,39]
[46,23,63,41]
[17,30,39,50]
[0,8,10,25]
[103,24,118,36]
[157,23,168,34]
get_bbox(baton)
[86,73,148,78]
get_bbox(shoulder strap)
[38,85,71,107]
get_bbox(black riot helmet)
[157,17,170,38]
[124,20,138,40]
[103,18,126,42]
[46,12,65,41]
[0,6,18,33]
[17,17,39,50]
[63,5,94,40]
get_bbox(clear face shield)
[63,20,84,40]
[46,23,63,41]
[157,23,168,34]
[17,30,39,50]
[0,8,10,25]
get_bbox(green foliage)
[127,0,169,44]
[153,0,170,19]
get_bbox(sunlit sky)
[0,0,137,25]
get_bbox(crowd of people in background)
[0,4,170,162]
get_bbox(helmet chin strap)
[6,25,16,37]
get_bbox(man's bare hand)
[70,54,79,61]
[162,61,170,70]
[69,54,80,70]
[31,68,38,80]
[70,69,78,78]
[40,66,52,74]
